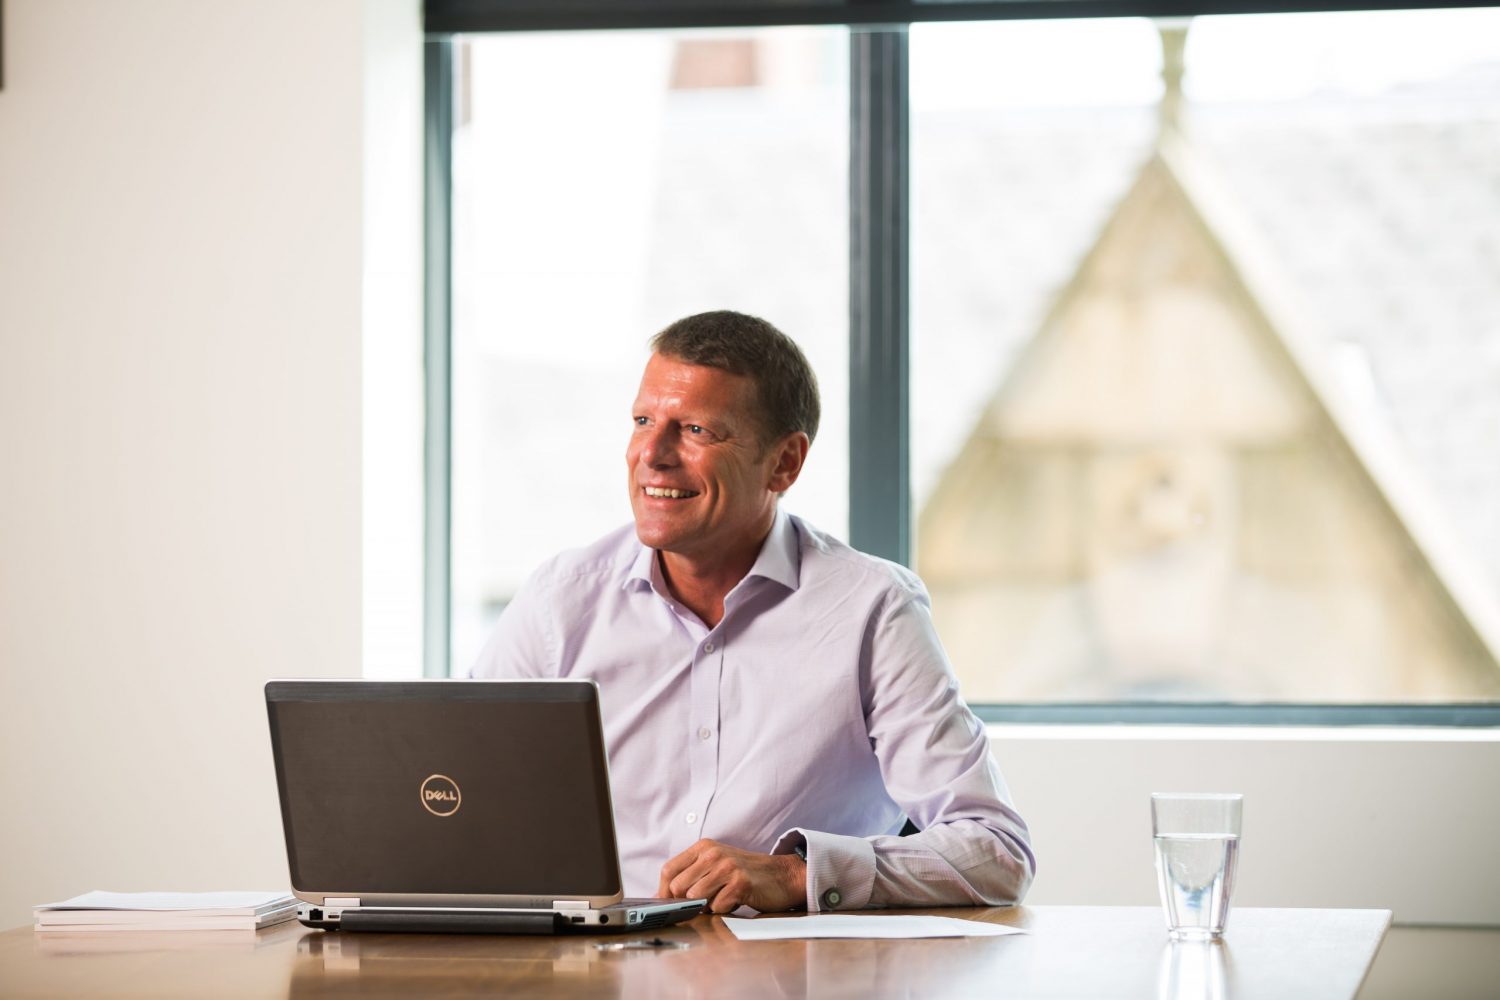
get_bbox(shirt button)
[685,812,698,825]
[821,888,842,909]
[703,642,715,653]
[698,727,712,741]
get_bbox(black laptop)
[265,679,705,934]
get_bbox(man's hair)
[649,310,821,447]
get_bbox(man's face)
[627,354,791,562]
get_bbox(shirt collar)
[744,506,801,592]
[621,507,802,594]
[625,539,656,591]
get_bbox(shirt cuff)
[773,828,877,912]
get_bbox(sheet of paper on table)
[722,915,1029,941]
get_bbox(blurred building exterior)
[917,26,1500,702]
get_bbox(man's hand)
[657,839,807,914]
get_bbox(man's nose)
[639,425,679,467]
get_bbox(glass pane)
[450,28,849,671]
[911,11,1500,704]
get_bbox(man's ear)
[767,432,811,494]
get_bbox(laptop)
[265,679,706,934]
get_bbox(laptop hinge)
[325,897,361,908]
[552,900,592,910]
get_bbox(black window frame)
[421,0,1500,728]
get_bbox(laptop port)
[309,909,323,922]
[599,914,609,924]
[570,915,584,924]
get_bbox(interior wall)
[994,726,1500,926]
[0,0,416,926]
[361,0,427,680]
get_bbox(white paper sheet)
[35,891,294,914]
[722,915,1028,940]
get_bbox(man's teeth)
[644,487,698,499]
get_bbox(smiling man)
[471,310,1035,914]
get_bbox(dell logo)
[419,774,462,817]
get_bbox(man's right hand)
[657,838,807,914]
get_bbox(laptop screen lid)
[265,679,624,909]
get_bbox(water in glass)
[1154,832,1238,941]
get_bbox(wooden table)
[1,906,1391,998]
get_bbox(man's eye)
[633,416,648,427]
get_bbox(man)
[472,310,1034,913]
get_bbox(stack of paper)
[33,891,299,933]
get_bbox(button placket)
[678,632,723,854]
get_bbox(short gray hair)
[649,310,821,446]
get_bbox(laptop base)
[326,910,567,935]
[299,902,705,936]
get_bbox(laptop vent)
[635,911,681,931]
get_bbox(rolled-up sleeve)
[775,588,1035,911]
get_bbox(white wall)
[361,0,427,680]
[0,0,420,927]
[994,726,1500,926]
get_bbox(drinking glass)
[1151,793,1242,941]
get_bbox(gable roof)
[918,113,1500,684]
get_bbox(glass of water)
[1152,793,1242,941]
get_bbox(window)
[910,10,1500,705]
[446,27,849,669]
[427,3,1500,721]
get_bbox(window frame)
[421,2,1500,727]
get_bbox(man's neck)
[657,523,774,629]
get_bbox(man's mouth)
[642,486,701,499]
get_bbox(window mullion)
[424,38,456,678]
[849,26,911,566]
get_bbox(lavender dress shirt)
[470,509,1036,911]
